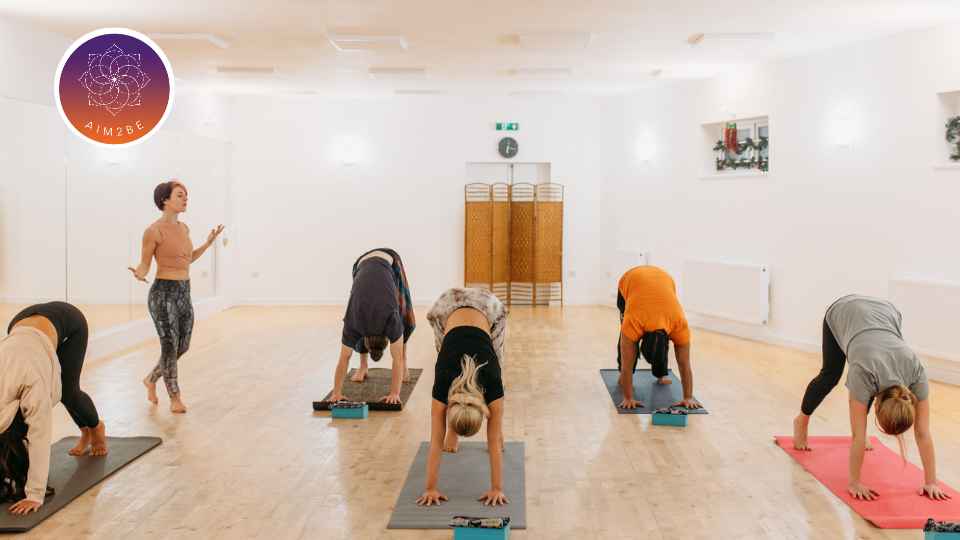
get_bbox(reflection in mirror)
[0,97,67,334]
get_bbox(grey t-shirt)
[341,258,403,352]
[825,294,929,404]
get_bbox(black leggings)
[800,320,847,415]
[8,302,100,428]
[615,292,669,377]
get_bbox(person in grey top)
[792,295,950,502]
[328,250,415,405]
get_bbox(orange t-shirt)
[618,266,690,346]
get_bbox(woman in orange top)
[616,266,702,410]
[128,180,223,414]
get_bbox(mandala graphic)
[79,43,151,116]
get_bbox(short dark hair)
[364,336,389,361]
[153,180,186,211]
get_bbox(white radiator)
[682,259,770,325]
[889,279,960,360]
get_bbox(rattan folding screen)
[464,182,564,306]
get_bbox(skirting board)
[686,312,960,387]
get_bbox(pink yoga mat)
[775,435,960,528]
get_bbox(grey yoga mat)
[599,369,709,415]
[314,368,423,411]
[0,436,162,533]
[387,441,525,529]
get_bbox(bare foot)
[68,428,92,456]
[170,396,188,414]
[793,414,811,451]
[90,422,108,456]
[443,429,460,453]
[350,368,368,383]
[657,376,672,385]
[143,377,158,405]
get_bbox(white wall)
[225,95,621,306]
[613,23,960,356]
[0,17,232,320]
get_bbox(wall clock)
[498,136,518,159]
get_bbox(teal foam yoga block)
[927,532,960,539]
[331,402,368,419]
[652,408,688,427]
[453,524,510,540]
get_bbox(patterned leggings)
[147,280,194,395]
[427,288,507,362]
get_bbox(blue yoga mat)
[599,369,709,415]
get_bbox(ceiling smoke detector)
[329,33,409,52]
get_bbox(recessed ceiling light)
[649,69,663,77]
[152,33,230,49]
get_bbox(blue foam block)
[652,412,687,427]
[453,524,510,540]
[331,403,368,419]
[927,532,960,539]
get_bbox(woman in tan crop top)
[128,180,223,413]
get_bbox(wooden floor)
[23,306,960,539]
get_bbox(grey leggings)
[147,280,194,395]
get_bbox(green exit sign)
[496,122,519,131]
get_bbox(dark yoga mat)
[387,442,526,529]
[0,436,162,533]
[599,369,709,415]
[313,368,423,411]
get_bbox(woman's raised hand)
[207,224,225,246]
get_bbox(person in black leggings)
[1,302,106,515]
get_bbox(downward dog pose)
[129,180,224,414]
[417,288,508,507]
[328,248,415,404]
[0,302,107,515]
[793,294,949,501]
[616,266,701,410]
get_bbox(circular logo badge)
[55,28,174,147]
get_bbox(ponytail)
[874,385,918,461]
[447,355,490,437]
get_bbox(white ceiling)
[3,0,959,96]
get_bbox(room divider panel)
[464,182,563,306]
